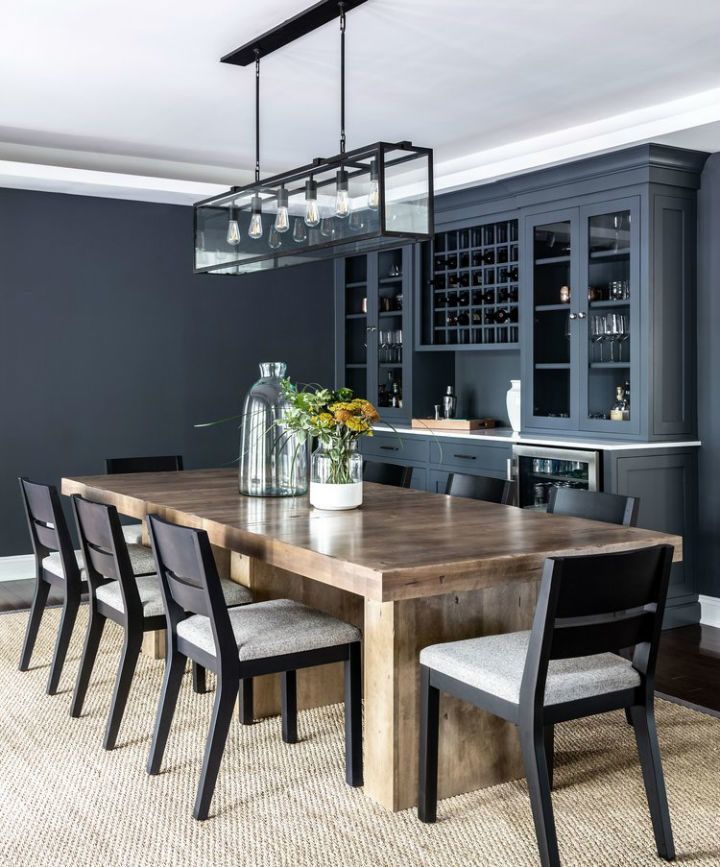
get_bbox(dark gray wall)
[697,152,720,597]
[454,351,521,424]
[0,187,334,555]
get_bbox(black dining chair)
[105,455,184,546]
[418,544,675,867]
[445,472,514,504]
[69,495,253,749]
[362,460,413,487]
[146,514,363,820]
[18,477,157,695]
[547,486,639,527]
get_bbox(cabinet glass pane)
[376,249,404,410]
[586,210,631,423]
[532,220,572,419]
[344,255,368,397]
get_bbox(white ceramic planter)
[506,379,521,432]
[309,481,363,511]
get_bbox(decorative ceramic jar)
[238,362,308,496]
[309,441,363,510]
[506,379,521,432]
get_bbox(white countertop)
[373,424,701,452]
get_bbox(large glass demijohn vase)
[238,362,308,496]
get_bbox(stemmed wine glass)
[606,313,626,362]
[591,315,606,362]
[378,330,390,363]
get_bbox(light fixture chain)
[339,1,346,154]
[255,49,261,182]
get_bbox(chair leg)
[193,674,240,821]
[103,630,142,750]
[630,703,675,860]
[147,651,187,775]
[418,665,440,822]
[192,662,207,694]
[19,577,50,671]
[544,724,555,791]
[344,642,363,787]
[625,706,634,726]
[281,670,298,744]
[238,678,254,725]
[519,723,561,867]
[70,610,106,718]
[46,592,81,695]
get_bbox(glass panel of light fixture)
[381,147,431,237]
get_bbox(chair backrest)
[18,477,82,586]
[147,514,236,659]
[445,472,513,505]
[105,455,184,474]
[547,486,639,527]
[520,545,674,710]
[363,460,413,488]
[71,495,141,617]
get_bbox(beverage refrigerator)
[510,445,601,510]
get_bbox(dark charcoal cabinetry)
[518,152,703,441]
[335,245,451,423]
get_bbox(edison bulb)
[368,179,380,210]
[368,159,380,210]
[226,208,241,245]
[268,227,281,250]
[248,195,263,240]
[304,178,320,227]
[292,218,307,244]
[335,168,350,218]
[275,187,290,233]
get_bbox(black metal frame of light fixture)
[221,0,370,67]
[195,0,433,275]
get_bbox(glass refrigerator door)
[514,447,600,510]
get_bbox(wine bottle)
[494,308,510,325]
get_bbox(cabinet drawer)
[438,441,510,474]
[362,434,429,463]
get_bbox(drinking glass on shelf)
[394,329,403,363]
[378,330,390,363]
[618,314,629,361]
[591,315,605,362]
[606,313,626,362]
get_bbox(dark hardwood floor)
[1,578,718,715]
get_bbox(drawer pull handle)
[380,445,399,451]
[453,453,476,460]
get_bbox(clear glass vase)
[309,441,363,510]
[238,362,308,497]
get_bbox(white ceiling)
[1,0,719,203]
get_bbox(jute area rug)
[1,607,718,867]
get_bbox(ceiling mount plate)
[221,0,371,66]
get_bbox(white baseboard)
[0,554,35,583]
[699,594,720,628]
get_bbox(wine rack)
[426,219,519,348]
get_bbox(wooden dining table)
[62,469,682,812]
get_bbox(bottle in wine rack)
[484,309,496,324]
[497,247,508,263]
[494,308,510,324]
[458,273,469,288]
[483,250,495,265]
[482,288,495,304]
[457,310,470,327]
[458,291,470,306]
[447,273,459,288]
[508,265,519,282]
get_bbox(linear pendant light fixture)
[194,0,434,275]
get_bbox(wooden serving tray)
[411,418,496,431]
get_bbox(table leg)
[363,581,538,811]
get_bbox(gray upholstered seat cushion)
[95,575,253,619]
[176,598,361,661]
[121,523,143,546]
[43,544,156,580]
[420,630,641,706]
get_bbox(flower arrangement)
[280,380,379,485]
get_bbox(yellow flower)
[345,416,370,433]
[334,409,352,423]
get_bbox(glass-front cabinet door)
[337,246,411,423]
[523,208,580,430]
[523,198,640,436]
[579,197,640,435]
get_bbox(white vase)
[506,380,521,432]
[309,481,363,511]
